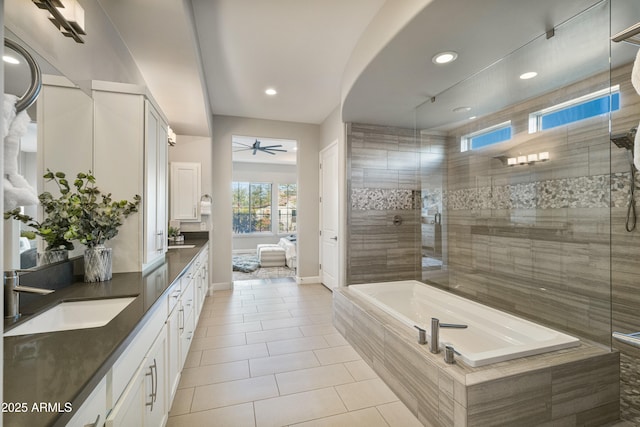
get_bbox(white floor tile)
[191,375,279,412]
[344,360,378,381]
[201,342,269,365]
[249,351,320,377]
[313,345,361,365]
[189,332,247,352]
[276,363,355,395]
[167,402,256,427]
[377,401,423,427]
[254,387,347,427]
[335,378,399,411]
[291,407,389,427]
[178,360,249,388]
[267,335,329,356]
[246,326,303,344]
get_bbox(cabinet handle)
[193,205,196,218]
[152,358,158,403]
[145,358,157,410]
[84,415,100,427]
[179,307,184,331]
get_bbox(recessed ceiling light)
[265,88,277,96]
[3,55,20,65]
[453,106,471,113]
[432,51,458,65]
[519,71,538,80]
[469,116,477,120]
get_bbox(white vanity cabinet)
[170,162,201,221]
[92,81,169,273]
[167,269,198,402]
[106,325,167,427]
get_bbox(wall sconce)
[507,152,550,166]
[33,0,86,44]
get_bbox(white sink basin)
[4,297,137,337]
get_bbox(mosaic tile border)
[351,188,418,211]
[354,173,638,211]
[446,173,637,211]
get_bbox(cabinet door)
[106,364,146,427]
[145,327,168,427]
[167,304,181,402]
[170,162,201,221]
[66,377,107,427]
[144,100,168,266]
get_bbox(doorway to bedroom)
[231,135,298,283]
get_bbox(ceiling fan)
[233,139,287,156]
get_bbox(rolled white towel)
[633,49,640,96]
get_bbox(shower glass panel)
[416,1,613,346]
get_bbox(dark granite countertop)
[3,238,208,427]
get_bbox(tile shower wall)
[347,123,421,284]
[611,63,640,424]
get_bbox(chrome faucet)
[429,318,468,354]
[4,270,54,320]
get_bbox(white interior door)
[320,143,339,289]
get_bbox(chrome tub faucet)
[430,318,467,354]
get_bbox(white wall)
[211,115,320,289]
[168,135,213,232]
[5,0,146,92]
[232,162,297,251]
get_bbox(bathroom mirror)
[3,30,93,270]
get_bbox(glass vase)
[84,245,113,283]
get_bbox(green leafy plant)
[168,226,180,238]
[4,170,141,251]
[70,171,141,248]
[4,171,80,250]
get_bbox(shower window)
[528,85,620,133]
[460,121,512,152]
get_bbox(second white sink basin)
[4,297,137,337]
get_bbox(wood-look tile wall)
[333,288,620,426]
[347,123,421,284]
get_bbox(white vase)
[84,245,113,283]
[37,248,69,266]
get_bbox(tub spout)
[430,318,468,354]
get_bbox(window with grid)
[232,182,272,234]
[278,184,297,233]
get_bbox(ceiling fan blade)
[264,148,287,152]
[233,142,253,148]
[260,144,283,149]
[233,148,253,152]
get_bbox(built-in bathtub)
[350,281,580,367]
[333,281,620,426]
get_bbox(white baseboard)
[210,282,233,293]
[296,275,321,284]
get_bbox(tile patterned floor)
[166,278,422,427]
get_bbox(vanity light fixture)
[432,51,458,65]
[32,0,86,44]
[265,88,277,96]
[519,71,538,80]
[507,151,550,166]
